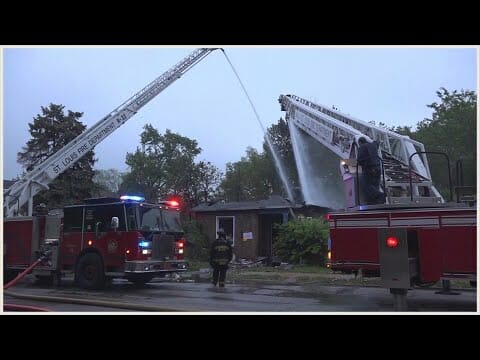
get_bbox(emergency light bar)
[120,195,145,202]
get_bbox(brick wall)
[193,212,260,260]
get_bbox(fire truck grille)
[152,234,175,260]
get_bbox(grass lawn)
[185,259,474,289]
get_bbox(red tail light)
[175,239,186,259]
[386,236,399,248]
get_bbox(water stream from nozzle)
[221,50,294,201]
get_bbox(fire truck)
[279,94,476,309]
[3,48,218,288]
[4,196,187,288]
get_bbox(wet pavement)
[3,275,477,313]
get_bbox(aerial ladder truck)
[279,94,476,310]
[3,48,218,288]
[4,48,217,218]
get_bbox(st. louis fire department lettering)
[88,122,116,147]
[61,152,78,167]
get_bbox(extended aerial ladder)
[4,48,218,217]
[279,94,444,207]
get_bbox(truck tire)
[76,253,105,290]
[126,274,154,287]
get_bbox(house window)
[216,216,235,246]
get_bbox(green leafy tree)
[191,161,223,204]
[273,217,330,266]
[219,147,274,201]
[121,125,202,208]
[17,103,97,210]
[412,88,476,197]
[219,118,300,202]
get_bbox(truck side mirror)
[111,217,119,231]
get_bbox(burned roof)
[191,195,302,213]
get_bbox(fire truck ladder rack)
[278,94,444,205]
[4,48,218,217]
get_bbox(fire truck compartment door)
[378,228,412,289]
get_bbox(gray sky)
[2,46,477,180]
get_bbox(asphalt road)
[3,276,477,313]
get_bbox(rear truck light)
[327,250,331,260]
[175,239,186,259]
[175,239,186,250]
[142,249,152,255]
[386,236,399,248]
[87,240,93,246]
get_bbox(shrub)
[182,219,211,261]
[273,217,329,266]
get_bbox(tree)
[121,125,202,208]
[219,118,301,202]
[17,103,97,210]
[191,161,223,204]
[219,147,274,201]
[412,88,476,197]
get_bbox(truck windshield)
[139,206,182,232]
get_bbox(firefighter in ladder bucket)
[357,136,386,205]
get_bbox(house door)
[216,216,234,246]
[258,214,283,258]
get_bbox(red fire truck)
[3,48,218,289]
[4,196,187,288]
[279,94,476,309]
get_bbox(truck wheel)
[126,274,154,287]
[76,253,105,289]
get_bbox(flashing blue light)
[138,240,151,248]
[120,195,145,202]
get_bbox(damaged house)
[190,195,307,261]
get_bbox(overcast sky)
[2,46,477,180]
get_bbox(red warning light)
[168,200,180,207]
[386,236,399,248]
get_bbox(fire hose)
[4,251,53,311]
[4,251,195,312]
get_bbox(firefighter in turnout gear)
[210,228,233,287]
[357,136,385,205]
